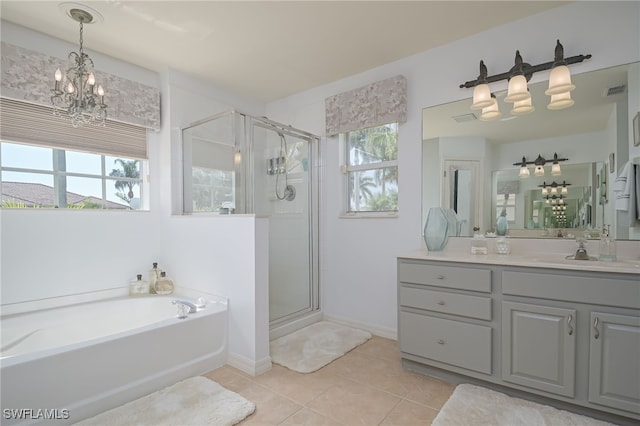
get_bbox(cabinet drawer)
[502,271,640,309]
[399,261,491,293]
[399,311,492,374]
[400,286,492,320]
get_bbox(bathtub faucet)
[172,299,198,314]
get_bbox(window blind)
[0,98,147,159]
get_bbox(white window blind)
[0,98,147,159]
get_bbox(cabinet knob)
[437,300,446,305]
[437,339,445,345]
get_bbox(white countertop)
[400,238,640,275]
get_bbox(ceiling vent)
[605,85,626,97]
[453,113,477,123]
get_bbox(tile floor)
[204,336,456,425]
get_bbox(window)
[1,142,146,209]
[344,123,398,214]
[0,98,148,210]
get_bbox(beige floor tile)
[236,382,303,425]
[353,336,400,362]
[402,373,456,410]
[253,365,340,405]
[380,399,439,426]
[306,379,401,425]
[279,408,344,426]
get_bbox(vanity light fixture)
[479,94,502,121]
[51,7,107,127]
[539,180,571,196]
[460,40,591,115]
[514,153,568,178]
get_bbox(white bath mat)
[432,383,616,426]
[270,320,372,373]
[75,376,255,426]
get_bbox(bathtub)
[0,289,228,425]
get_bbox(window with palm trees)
[345,123,398,213]
[1,141,146,210]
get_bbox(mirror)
[422,62,639,240]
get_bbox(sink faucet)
[574,240,590,260]
[172,299,198,313]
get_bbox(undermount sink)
[565,255,598,261]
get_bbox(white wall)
[265,1,640,338]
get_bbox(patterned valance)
[325,75,407,136]
[1,42,160,131]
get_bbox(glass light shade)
[541,186,548,195]
[511,97,535,115]
[551,186,558,194]
[548,91,574,110]
[504,75,530,103]
[545,65,576,95]
[479,99,501,121]
[534,165,545,177]
[551,162,562,176]
[545,197,550,204]
[559,197,565,204]
[519,165,530,177]
[561,185,568,194]
[471,83,493,109]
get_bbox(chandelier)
[51,8,107,127]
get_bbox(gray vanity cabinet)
[588,312,640,414]
[502,301,576,398]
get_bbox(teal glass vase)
[424,207,450,251]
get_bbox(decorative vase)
[424,207,450,251]
[496,215,508,236]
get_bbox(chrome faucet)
[172,299,198,314]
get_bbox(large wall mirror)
[422,62,639,240]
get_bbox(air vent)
[605,85,626,96]
[452,113,477,123]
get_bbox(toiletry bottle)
[129,274,149,296]
[598,225,617,262]
[155,271,174,295]
[149,262,159,294]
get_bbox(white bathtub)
[0,290,228,425]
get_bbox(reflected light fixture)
[514,153,568,178]
[459,40,590,115]
[479,94,502,121]
[540,180,571,195]
[51,7,107,127]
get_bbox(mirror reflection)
[422,62,639,240]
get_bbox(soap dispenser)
[598,225,617,262]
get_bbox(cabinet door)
[589,312,640,414]
[502,301,576,397]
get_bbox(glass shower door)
[250,119,317,325]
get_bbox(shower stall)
[181,111,320,333]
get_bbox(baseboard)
[227,352,272,376]
[322,314,397,340]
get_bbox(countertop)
[399,238,640,275]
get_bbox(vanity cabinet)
[588,312,640,414]
[502,301,576,397]
[398,256,640,423]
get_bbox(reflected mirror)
[422,62,639,240]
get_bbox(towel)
[614,160,638,225]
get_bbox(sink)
[565,255,598,261]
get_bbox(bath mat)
[75,376,255,426]
[432,383,616,426]
[270,320,371,373]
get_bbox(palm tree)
[109,159,140,203]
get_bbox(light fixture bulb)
[97,85,105,96]
[479,96,501,121]
[504,74,530,103]
[511,96,535,115]
[546,65,575,95]
[548,91,574,110]
[471,83,493,109]
[66,82,75,94]
[551,162,562,176]
[54,68,62,82]
[534,164,545,177]
[87,73,96,86]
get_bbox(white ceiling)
[0,1,567,102]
